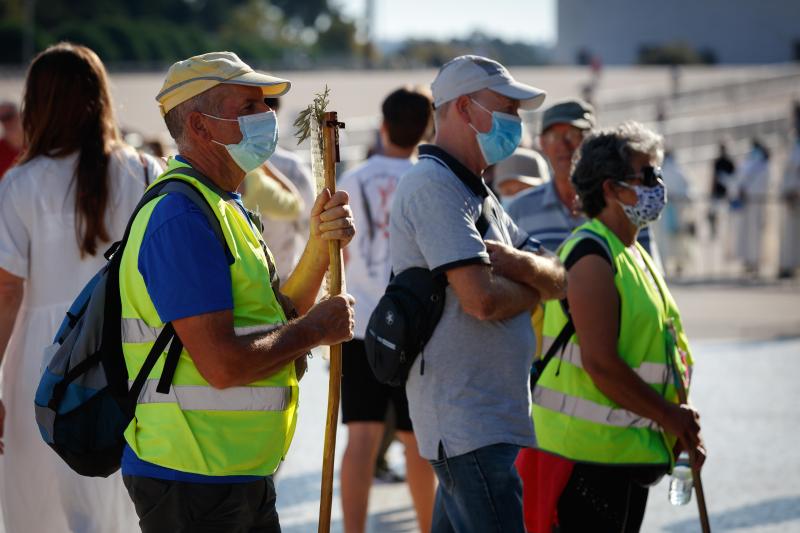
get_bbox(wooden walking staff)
[668,322,711,533]
[293,87,346,533]
[674,372,711,533]
[316,110,346,533]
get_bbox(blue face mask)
[203,110,279,173]
[469,99,523,166]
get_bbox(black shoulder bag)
[364,197,493,387]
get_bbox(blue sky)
[334,0,556,45]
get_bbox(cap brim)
[496,174,545,187]
[542,116,594,132]
[490,80,546,110]
[223,71,292,97]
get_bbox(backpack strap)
[475,195,494,237]
[530,318,575,390]
[126,323,178,408]
[156,334,183,394]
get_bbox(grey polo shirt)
[506,180,657,256]
[390,144,539,460]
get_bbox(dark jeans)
[429,443,524,533]
[123,475,281,533]
[556,463,650,533]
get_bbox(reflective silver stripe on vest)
[533,386,660,430]
[131,379,292,411]
[122,318,161,344]
[122,318,281,344]
[540,336,670,385]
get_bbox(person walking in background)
[338,86,436,533]
[0,101,23,178]
[733,139,771,276]
[709,142,735,240]
[390,55,566,532]
[531,122,704,532]
[779,125,800,279]
[0,42,162,533]
[657,150,693,277]
[256,96,317,280]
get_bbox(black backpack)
[34,167,233,477]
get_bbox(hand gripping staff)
[667,320,711,533]
[294,87,346,533]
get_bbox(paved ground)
[274,281,800,532]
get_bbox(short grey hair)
[571,121,664,218]
[163,85,225,150]
[432,100,451,131]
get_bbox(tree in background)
[0,0,359,66]
[0,0,550,68]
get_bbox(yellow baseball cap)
[156,51,291,116]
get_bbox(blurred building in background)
[556,0,800,65]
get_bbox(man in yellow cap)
[119,51,356,532]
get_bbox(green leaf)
[293,85,331,145]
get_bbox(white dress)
[733,151,771,269]
[780,140,800,272]
[0,146,162,532]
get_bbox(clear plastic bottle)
[668,451,693,506]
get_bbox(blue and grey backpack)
[34,167,233,477]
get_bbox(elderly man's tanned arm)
[485,240,567,301]
[446,264,540,321]
[172,295,353,389]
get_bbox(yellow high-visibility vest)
[533,219,692,467]
[120,158,298,476]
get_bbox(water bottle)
[668,451,693,506]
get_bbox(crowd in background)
[3,98,798,284]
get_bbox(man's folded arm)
[445,263,540,322]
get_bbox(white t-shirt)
[338,154,415,338]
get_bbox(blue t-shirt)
[122,159,262,483]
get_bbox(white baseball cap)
[431,55,546,110]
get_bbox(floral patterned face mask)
[616,166,667,229]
